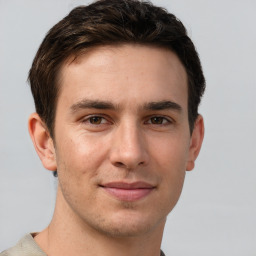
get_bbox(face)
[50,44,199,237]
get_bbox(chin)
[96,222,153,238]
[90,210,166,238]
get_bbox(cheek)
[149,134,189,198]
[54,135,106,208]
[55,131,110,181]
[151,133,190,169]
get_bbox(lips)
[100,182,155,201]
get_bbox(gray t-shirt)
[0,234,46,256]
[1,234,166,256]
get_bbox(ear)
[28,113,57,171]
[186,115,204,171]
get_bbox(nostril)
[115,162,126,168]
[113,161,144,170]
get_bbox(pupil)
[152,117,163,124]
[90,117,102,124]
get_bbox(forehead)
[58,44,188,111]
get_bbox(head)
[28,0,205,138]
[28,0,205,239]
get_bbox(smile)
[100,182,156,202]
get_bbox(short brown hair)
[28,0,205,137]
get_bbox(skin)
[29,44,204,256]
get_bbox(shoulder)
[0,234,46,256]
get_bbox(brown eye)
[89,116,103,124]
[150,117,165,124]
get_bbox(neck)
[35,187,165,256]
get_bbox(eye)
[80,114,112,132]
[82,115,109,125]
[146,116,171,125]
[89,116,105,125]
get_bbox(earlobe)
[28,113,57,171]
[186,115,204,171]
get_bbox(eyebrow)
[143,100,182,111]
[70,99,116,112]
[70,99,182,113]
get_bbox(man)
[1,0,205,255]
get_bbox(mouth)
[100,181,156,202]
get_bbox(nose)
[109,122,149,170]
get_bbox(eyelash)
[81,115,172,126]
[145,116,172,125]
[82,115,110,125]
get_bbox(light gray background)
[0,0,255,255]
